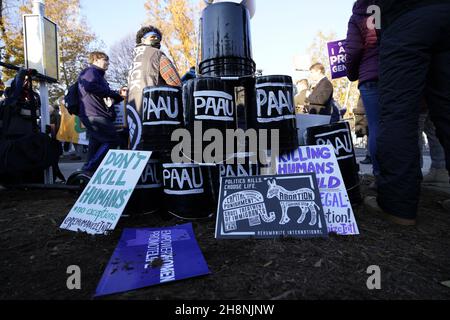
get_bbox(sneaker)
[364,196,416,226]
[423,168,449,185]
[360,156,372,165]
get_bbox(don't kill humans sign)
[60,150,151,235]
[215,174,328,239]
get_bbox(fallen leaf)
[264,261,273,268]
[441,281,450,288]
[314,259,323,268]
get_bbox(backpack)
[64,82,80,116]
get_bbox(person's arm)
[307,80,333,106]
[79,68,113,98]
[345,17,364,82]
[160,55,182,87]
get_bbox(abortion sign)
[327,40,347,79]
[215,174,328,239]
[60,150,151,235]
[95,223,210,297]
[277,146,359,235]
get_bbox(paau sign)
[215,174,328,239]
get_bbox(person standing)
[365,0,450,225]
[294,79,309,114]
[345,0,380,176]
[419,111,448,186]
[304,63,333,115]
[127,25,182,116]
[78,51,124,174]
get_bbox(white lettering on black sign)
[139,160,162,189]
[220,163,259,178]
[194,90,234,122]
[314,129,353,160]
[162,164,204,195]
[142,88,180,126]
[256,83,295,123]
[128,46,146,92]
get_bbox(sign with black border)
[215,173,328,239]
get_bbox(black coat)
[376,0,450,29]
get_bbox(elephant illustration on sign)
[266,180,322,227]
[222,190,276,231]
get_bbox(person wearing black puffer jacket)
[365,0,450,226]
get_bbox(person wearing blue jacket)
[78,51,123,174]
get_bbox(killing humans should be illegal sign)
[60,150,151,235]
[277,146,360,235]
[215,174,328,239]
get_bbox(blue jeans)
[79,116,119,172]
[419,113,446,169]
[359,81,380,175]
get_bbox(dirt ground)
[1,176,450,300]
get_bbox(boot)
[364,196,416,226]
[423,168,449,185]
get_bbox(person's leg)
[359,81,380,175]
[81,116,119,172]
[425,47,450,183]
[376,7,442,220]
[418,113,427,169]
[424,115,446,170]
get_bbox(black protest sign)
[142,87,182,125]
[256,82,296,124]
[215,174,328,239]
[126,104,142,151]
[306,122,354,161]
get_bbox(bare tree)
[107,33,135,89]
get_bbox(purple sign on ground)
[95,223,210,297]
[327,40,347,79]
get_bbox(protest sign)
[113,102,127,128]
[327,40,347,79]
[277,145,359,235]
[60,150,151,235]
[296,114,331,145]
[95,223,210,297]
[215,174,328,239]
[306,122,362,204]
[126,104,142,150]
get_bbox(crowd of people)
[80,0,450,221]
[345,0,450,222]
[16,0,448,222]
